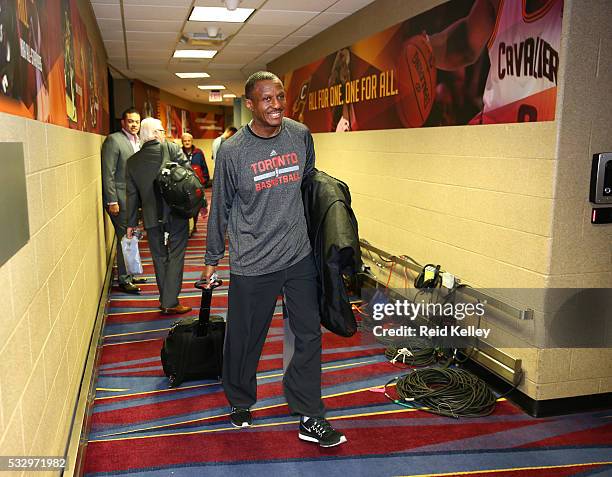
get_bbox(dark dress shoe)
[132,277,148,284]
[119,282,141,294]
[160,304,192,315]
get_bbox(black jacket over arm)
[302,169,362,337]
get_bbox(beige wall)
[0,113,109,463]
[537,0,612,400]
[270,0,612,401]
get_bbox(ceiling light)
[189,6,254,23]
[173,49,217,59]
[223,94,236,98]
[175,72,210,78]
[198,85,226,90]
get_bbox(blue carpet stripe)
[83,448,612,477]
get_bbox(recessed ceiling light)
[198,85,226,90]
[223,94,237,98]
[189,6,254,23]
[175,72,210,78]
[173,50,217,59]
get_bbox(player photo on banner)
[284,0,563,133]
[0,0,50,120]
[62,0,77,123]
[188,111,224,139]
[0,0,108,133]
[133,79,159,120]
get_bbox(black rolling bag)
[161,277,224,388]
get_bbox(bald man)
[126,118,192,315]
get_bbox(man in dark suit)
[125,118,192,315]
[101,107,146,294]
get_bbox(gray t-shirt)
[205,118,314,276]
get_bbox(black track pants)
[223,254,325,417]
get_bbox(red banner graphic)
[187,111,225,139]
[0,0,109,133]
[284,0,563,133]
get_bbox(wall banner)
[133,79,159,120]
[187,111,224,139]
[0,0,109,133]
[147,95,224,140]
[284,0,563,133]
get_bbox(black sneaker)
[299,417,347,447]
[230,407,252,428]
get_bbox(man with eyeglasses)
[101,107,147,294]
[125,118,192,315]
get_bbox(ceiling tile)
[309,12,350,27]
[168,58,213,68]
[211,51,257,62]
[124,19,184,31]
[127,31,179,42]
[97,18,122,30]
[327,0,376,14]
[229,34,279,46]
[275,35,310,46]
[104,44,125,55]
[123,5,190,21]
[106,40,177,53]
[192,0,266,8]
[128,50,174,59]
[127,39,176,49]
[248,10,319,26]
[265,44,294,56]
[291,23,327,37]
[101,30,125,41]
[238,23,297,36]
[91,3,121,19]
[222,46,272,56]
[124,57,168,64]
[95,0,370,105]
[242,62,269,75]
[189,69,238,79]
[249,52,278,63]
[260,0,335,11]
[123,0,192,5]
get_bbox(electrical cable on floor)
[384,367,497,418]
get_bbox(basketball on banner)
[396,34,437,128]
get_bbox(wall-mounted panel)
[0,143,30,266]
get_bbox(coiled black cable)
[386,367,497,418]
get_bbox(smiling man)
[101,107,146,294]
[201,71,346,447]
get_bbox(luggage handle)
[194,275,223,335]
[194,276,223,290]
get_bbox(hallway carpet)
[82,212,612,476]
